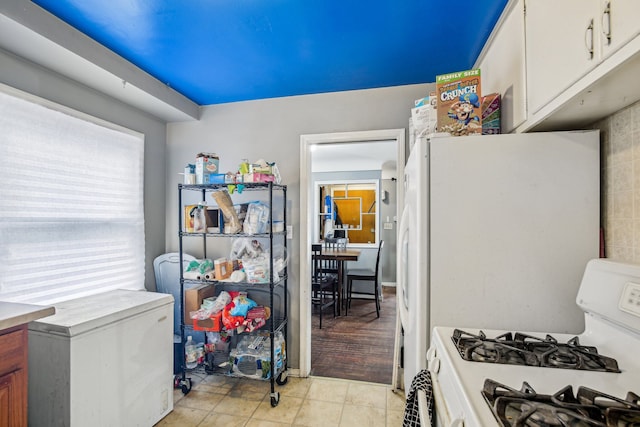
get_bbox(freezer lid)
[28,289,174,337]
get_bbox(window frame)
[314,179,380,248]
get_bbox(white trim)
[299,129,405,377]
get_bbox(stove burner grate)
[451,329,621,372]
[482,379,640,427]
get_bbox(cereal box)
[481,93,501,135]
[436,69,482,136]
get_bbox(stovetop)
[482,379,640,427]
[427,261,640,427]
[430,325,640,427]
[451,329,621,372]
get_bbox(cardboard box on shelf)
[192,311,222,332]
[214,258,233,280]
[184,205,196,232]
[243,173,275,183]
[195,153,220,184]
[184,284,215,325]
[250,162,272,174]
[208,173,225,184]
[436,69,482,136]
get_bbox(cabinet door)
[600,0,640,57]
[526,0,600,114]
[0,370,27,427]
[0,377,8,426]
[475,0,526,133]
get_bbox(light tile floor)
[156,373,406,427]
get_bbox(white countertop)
[0,301,55,331]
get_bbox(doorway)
[299,129,405,381]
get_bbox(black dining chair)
[322,238,342,274]
[311,244,338,328]
[345,240,384,317]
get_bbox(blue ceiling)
[31,0,508,106]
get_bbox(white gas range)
[423,259,640,426]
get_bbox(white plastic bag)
[243,202,270,235]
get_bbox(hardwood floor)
[311,286,397,384]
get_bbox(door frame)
[298,129,406,377]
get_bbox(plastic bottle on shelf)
[185,335,198,369]
[196,341,205,366]
[274,331,286,373]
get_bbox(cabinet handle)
[585,19,594,60]
[602,2,611,45]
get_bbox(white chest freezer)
[27,289,174,427]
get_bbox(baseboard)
[288,368,302,378]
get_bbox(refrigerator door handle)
[397,206,411,329]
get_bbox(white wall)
[0,48,168,291]
[166,83,431,369]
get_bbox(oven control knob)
[428,356,440,374]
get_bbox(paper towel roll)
[204,272,216,281]
[183,271,202,280]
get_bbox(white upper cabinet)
[601,0,640,57]
[521,0,640,131]
[476,0,640,132]
[474,0,526,133]
[525,0,601,115]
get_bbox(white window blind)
[0,86,145,305]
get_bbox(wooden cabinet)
[0,325,27,427]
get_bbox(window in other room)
[316,180,379,246]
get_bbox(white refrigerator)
[396,131,600,394]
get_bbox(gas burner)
[452,329,539,366]
[451,329,620,372]
[482,379,640,427]
[514,333,620,372]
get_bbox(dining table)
[319,247,361,315]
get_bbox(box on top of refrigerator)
[411,92,438,139]
[436,69,482,136]
[481,93,501,135]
